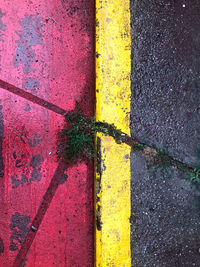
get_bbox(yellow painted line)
[95,0,131,266]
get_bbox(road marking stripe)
[95,0,131,266]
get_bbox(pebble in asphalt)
[130,1,200,266]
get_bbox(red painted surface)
[0,1,94,266]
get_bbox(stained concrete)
[130,1,200,266]
[9,212,30,251]
[14,14,43,74]
[0,9,6,42]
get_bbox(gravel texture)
[130,1,200,266]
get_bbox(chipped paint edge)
[95,0,131,266]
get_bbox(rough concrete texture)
[131,152,200,267]
[0,9,6,42]
[14,14,44,74]
[130,0,200,266]
[0,0,94,266]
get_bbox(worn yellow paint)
[95,0,131,266]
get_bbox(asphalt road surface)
[130,1,200,266]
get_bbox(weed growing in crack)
[58,105,94,162]
[146,145,174,178]
[57,103,126,162]
[146,144,200,184]
[188,168,200,184]
[57,102,200,186]
[133,143,144,151]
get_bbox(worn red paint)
[0,0,94,266]
[13,160,69,266]
[0,79,66,116]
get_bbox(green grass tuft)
[57,103,125,162]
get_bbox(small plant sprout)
[188,168,200,185]
[58,102,200,185]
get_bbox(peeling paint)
[24,104,31,112]
[96,205,102,231]
[1,0,94,265]
[28,133,42,147]
[9,213,30,251]
[96,137,102,179]
[0,9,6,42]
[11,174,28,188]
[96,137,102,231]
[14,154,26,168]
[29,154,44,183]
[22,77,41,95]
[11,154,44,188]
[20,126,42,147]
[20,126,26,144]
[95,0,131,264]
[14,14,43,74]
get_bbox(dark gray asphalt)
[130,1,200,266]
